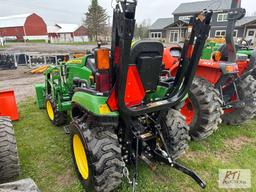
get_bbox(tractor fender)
[72,91,119,117]
[163,45,182,70]
[170,60,222,85]
[235,67,256,82]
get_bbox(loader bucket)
[0,90,19,121]
[35,84,45,109]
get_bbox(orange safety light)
[225,65,239,73]
[212,51,222,62]
[96,49,110,70]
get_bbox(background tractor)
[35,0,213,191]
[163,0,256,140]
[0,90,20,182]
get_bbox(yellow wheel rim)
[73,134,89,180]
[46,101,54,121]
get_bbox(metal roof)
[55,24,79,33]
[173,0,232,15]
[47,25,61,33]
[0,13,32,28]
[149,18,174,30]
[236,16,256,27]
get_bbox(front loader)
[35,0,213,191]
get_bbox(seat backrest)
[130,40,164,92]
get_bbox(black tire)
[248,49,256,79]
[70,120,124,192]
[185,77,223,140]
[45,95,67,126]
[222,75,256,125]
[164,109,191,160]
[0,117,20,182]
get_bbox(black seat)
[130,40,164,92]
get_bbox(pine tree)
[84,0,109,41]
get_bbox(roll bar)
[111,1,213,116]
[225,0,246,62]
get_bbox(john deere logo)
[219,169,251,188]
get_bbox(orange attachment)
[97,49,110,70]
[0,90,19,121]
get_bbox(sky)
[0,0,254,25]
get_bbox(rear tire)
[181,77,223,140]
[0,117,20,182]
[164,109,191,160]
[70,120,124,192]
[45,95,67,126]
[222,75,256,125]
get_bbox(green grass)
[14,99,256,192]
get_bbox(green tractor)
[35,1,213,191]
[202,39,255,60]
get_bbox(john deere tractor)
[35,1,213,191]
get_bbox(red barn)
[48,24,89,43]
[0,13,47,41]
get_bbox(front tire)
[222,75,256,125]
[0,117,20,182]
[70,120,124,192]
[45,95,67,126]
[164,109,191,160]
[181,77,223,140]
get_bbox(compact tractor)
[35,1,213,191]
[0,90,20,182]
[163,0,256,140]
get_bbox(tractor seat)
[130,40,164,92]
[86,56,97,75]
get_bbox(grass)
[13,98,256,192]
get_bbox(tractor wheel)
[70,120,124,192]
[222,75,256,125]
[180,77,223,140]
[248,50,256,79]
[164,109,191,160]
[45,95,67,126]
[0,117,20,182]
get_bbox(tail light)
[96,72,111,92]
[95,48,112,92]
[96,49,110,70]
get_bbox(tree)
[134,19,151,39]
[84,0,108,41]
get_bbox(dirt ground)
[0,67,44,102]
[0,43,102,54]
[0,43,102,102]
